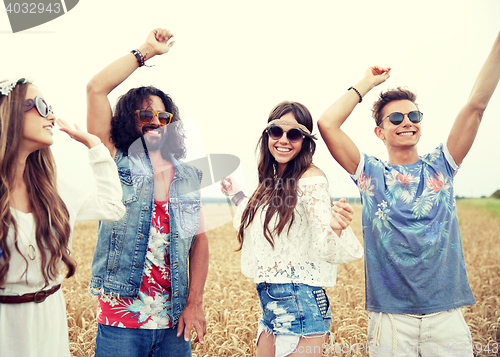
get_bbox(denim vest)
[90,145,202,326]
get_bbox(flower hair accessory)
[0,78,30,96]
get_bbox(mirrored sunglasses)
[24,96,53,118]
[134,109,173,126]
[380,110,423,126]
[266,125,305,143]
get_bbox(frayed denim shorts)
[256,282,332,337]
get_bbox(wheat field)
[64,202,500,357]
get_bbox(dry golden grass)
[63,202,500,357]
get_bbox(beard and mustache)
[141,124,168,152]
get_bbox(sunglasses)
[266,125,305,143]
[134,109,173,126]
[24,96,53,118]
[379,111,423,126]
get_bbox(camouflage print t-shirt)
[351,143,475,314]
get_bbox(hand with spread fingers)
[57,119,101,149]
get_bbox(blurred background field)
[64,201,500,357]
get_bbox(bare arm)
[447,31,500,166]
[86,28,175,156]
[318,66,391,174]
[177,209,209,345]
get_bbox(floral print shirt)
[97,199,173,329]
[352,144,475,314]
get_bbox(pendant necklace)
[16,213,36,260]
[26,223,36,260]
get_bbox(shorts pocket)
[313,288,330,319]
[264,284,295,301]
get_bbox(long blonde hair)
[0,81,75,286]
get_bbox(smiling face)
[375,99,422,150]
[20,85,55,154]
[267,112,304,174]
[137,95,168,152]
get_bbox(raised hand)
[364,65,391,88]
[144,28,175,57]
[57,119,101,149]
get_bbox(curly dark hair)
[110,86,186,159]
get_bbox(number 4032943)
[5,3,62,14]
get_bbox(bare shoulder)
[300,165,323,179]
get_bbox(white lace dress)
[234,175,362,286]
[0,144,125,357]
[233,175,363,357]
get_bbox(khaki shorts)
[367,308,473,357]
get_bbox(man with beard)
[86,28,208,357]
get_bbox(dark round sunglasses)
[266,125,305,143]
[134,109,173,126]
[24,96,53,118]
[379,110,423,126]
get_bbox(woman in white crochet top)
[222,101,363,357]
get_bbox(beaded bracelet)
[348,86,363,103]
[131,49,153,67]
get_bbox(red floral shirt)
[97,198,173,329]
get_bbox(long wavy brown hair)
[237,101,317,250]
[0,81,75,287]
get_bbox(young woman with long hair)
[0,79,125,357]
[222,101,363,357]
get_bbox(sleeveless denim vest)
[89,145,202,326]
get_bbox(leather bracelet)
[231,191,246,206]
[131,49,145,67]
[131,49,154,68]
[348,86,363,103]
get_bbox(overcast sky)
[2,0,500,200]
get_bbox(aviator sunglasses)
[134,109,173,126]
[266,125,305,143]
[24,96,53,118]
[379,110,423,126]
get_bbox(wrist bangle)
[231,191,246,205]
[348,86,362,103]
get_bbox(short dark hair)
[372,87,418,126]
[110,86,186,159]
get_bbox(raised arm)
[86,28,175,156]
[318,66,390,174]
[447,31,500,166]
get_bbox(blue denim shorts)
[256,282,332,336]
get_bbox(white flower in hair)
[0,78,29,96]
